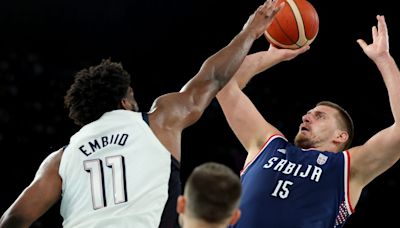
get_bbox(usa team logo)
[316,153,328,165]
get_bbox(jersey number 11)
[84,155,127,210]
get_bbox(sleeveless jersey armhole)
[142,112,149,125]
[335,150,354,226]
[240,134,286,176]
[343,150,354,214]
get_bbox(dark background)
[0,0,399,227]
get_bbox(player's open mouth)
[300,126,309,132]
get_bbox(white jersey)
[59,110,173,228]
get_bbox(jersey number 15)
[271,180,293,199]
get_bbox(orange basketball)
[265,0,319,49]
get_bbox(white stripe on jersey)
[343,150,353,215]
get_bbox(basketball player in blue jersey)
[217,15,399,228]
[0,1,285,227]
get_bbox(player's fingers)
[259,0,270,12]
[297,45,310,54]
[264,0,275,8]
[287,45,310,57]
[356,39,368,49]
[377,15,388,36]
[263,0,280,17]
[372,26,377,43]
[275,2,285,14]
[266,1,284,18]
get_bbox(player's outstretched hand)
[357,15,390,62]
[242,0,285,39]
[268,44,310,62]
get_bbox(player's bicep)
[218,83,282,155]
[1,150,63,227]
[151,80,219,129]
[350,125,400,187]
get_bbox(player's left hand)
[357,15,390,62]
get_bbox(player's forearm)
[204,29,258,89]
[375,54,400,123]
[216,51,280,104]
[233,51,283,89]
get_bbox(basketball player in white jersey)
[0,1,284,227]
[176,162,242,228]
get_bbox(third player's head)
[177,162,242,227]
[294,101,354,152]
[64,59,138,126]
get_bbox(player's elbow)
[0,212,32,228]
[389,123,400,143]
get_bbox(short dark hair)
[317,101,354,150]
[184,162,242,223]
[64,59,131,126]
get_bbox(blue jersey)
[232,135,354,228]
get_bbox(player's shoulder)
[269,134,291,148]
[50,146,66,159]
[265,134,288,145]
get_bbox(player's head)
[177,162,242,227]
[294,101,354,152]
[64,59,138,126]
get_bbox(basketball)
[265,0,319,49]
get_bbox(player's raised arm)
[216,45,309,162]
[147,0,283,160]
[349,15,400,206]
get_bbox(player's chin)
[295,130,307,138]
[294,133,307,145]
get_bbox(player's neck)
[311,143,340,153]
[182,218,227,228]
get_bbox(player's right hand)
[242,0,285,39]
[268,44,311,62]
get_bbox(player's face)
[294,105,341,149]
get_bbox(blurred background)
[0,0,399,227]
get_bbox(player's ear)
[120,87,138,111]
[120,98,134,111]
[120,98,128,110]
[176,195,186,214]
[333,130,349,145]
[229,209,241,225]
